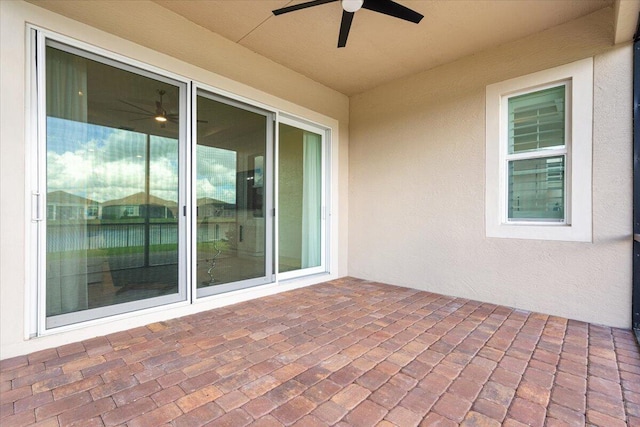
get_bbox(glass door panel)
[278,121,325,277]
[44,42,186,328]
[196,91,273,296]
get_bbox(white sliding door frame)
[276,115,329,281]
[192,85,276,298]
[32,28,191,334]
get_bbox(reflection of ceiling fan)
[118,90,207,128]
[273,0,423,48]
[118,90,175,128]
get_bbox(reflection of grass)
[47,249,105,261]
[48,244,178,260]
[102,244,178,255]
[50,219,179,225]
[48,241,230,260]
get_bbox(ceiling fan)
[118,90,206,127]
[272,0,423,48]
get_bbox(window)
[507,85,566,222]
[485,58,593,242]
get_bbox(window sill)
[486,222,591,242]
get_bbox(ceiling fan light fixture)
[154,90,168,122]
[342,0,363,13]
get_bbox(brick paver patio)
[1,277,639,426]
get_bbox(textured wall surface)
[349,8,632,328]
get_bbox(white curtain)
[46,48,88,122]
[46,47,89,316]
[301,132,321,268]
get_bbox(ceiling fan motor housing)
[342,0,364,12]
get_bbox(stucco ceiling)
[27,0,637,96]
[151,0,616,95]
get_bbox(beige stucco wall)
[349,7,633,328]
[0,1,349,358]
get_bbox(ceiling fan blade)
[338,10,354,47]
[118,100,155,115]
[362,0,423,23]
[273,0,338,15]
[109,108,152,116]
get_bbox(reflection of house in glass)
[47,190,100,220]
[101,192,178,220]
[197,197,236,243]
[197,197,235,218]
[46,191,179,221]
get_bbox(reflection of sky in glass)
[47,117,147,203]
[196,145,237,204]
[46,117,238,205]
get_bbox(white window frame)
[486,58,593,242]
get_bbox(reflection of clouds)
[150,157,179,190]
[48,149,147,202]
[47,118,180,202]
[196,145,237,204]
[196,179,236,204]
[47,117,239,205]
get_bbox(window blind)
[508,156,565,221]
[508,85,565,154]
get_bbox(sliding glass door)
[278,118,326,278]
[36,32,328,332]
[42,40,188,328]
[195,91,274,296]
